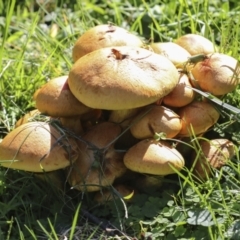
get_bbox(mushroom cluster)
[0,24,238,199]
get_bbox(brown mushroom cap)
[130,105,182,139]
[190,53,239,96]
[150,42,191,67]
[68,46,179,110]
[34,75,90,117]
[177,101,220,137]
[123,139,185,175]
[34,75,93,134]
[66,122,127,192]
[72,24,143,62]
[15,109,43,128]
[0,122,79,172]
[175,34,216,55]
[163,72,195,107]
[192,139,235,180]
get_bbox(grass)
[1,0,240,239]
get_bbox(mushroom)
[177,101,220,137]
[34,75,92,134]
[15,109,43,128]
[130,105,182,139]
[150,41,191,68]
[72,23,144,62]
[108,108,142,129]
[192,138,235,180]
[0,121,79,172]
[163,71,195,107]
[66,122,127,192]
[175,34,216,55]
[123,139,185,176]
[189,53,240,96]
[68,46,179,124]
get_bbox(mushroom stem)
[108,108,140,129]
[60,117,83,135]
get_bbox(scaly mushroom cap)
[68,46,179,110]
[175,34,216,55]
[0,122,79,172]
[72,24,143,62]
[123,139,185,176]
[34,75,91,117]
[190,53,239,96]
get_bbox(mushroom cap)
[0,122,79,172]
[177,101,220,137]
[68,46,179,110]
[130,105,182,139]
[190,53,239,96]
[34,75,91,117]
[72,24,143,62]
[175,34,215,55]
[123,139,185,175]
[163,72,195,107]
[15,109,43,128]
[150,42,191,67]
[193,139,235,180]
[66,122,127,192]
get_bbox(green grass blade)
[69,203,81,240]
[24,225,37,240]
[0,0,16,69]
[37,220,55,240]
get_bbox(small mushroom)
[192,139,235,180]
[72,23,144,62]
[190,53,240,96]
[175,34,216,56]
[177,101,220,137]
[15,109,43,128]
[163,72,195,107]
[34,75,92,134]
[108,108,141,129]
[130,105,182,139]
[123,139,185,176]
[66,122,127,192]
[150,41,191,67]
[0,122,79,172]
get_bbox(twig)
[186,86,240,115]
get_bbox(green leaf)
[174,225,187,238]
[187,209,214,227]
[172,211,186,223]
